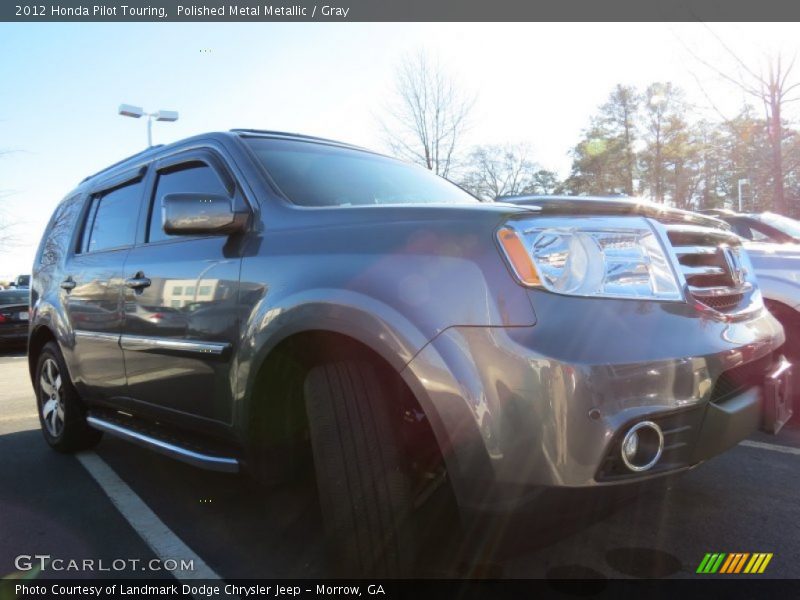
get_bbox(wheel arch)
[28,324,58,381]
[240,324,458,495]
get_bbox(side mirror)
[162,193,248,236]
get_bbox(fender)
[235,287,478,495]
[756,273,800,312]
[28,291,77,382]
[235,288,430,423]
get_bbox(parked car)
[0,288,30,347]
[699,209,800,399]
[14,274,31,289]
[29,133,791,576]
[699,209,800,244]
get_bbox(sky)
[1,22,799,278]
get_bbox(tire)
[304,359,415,577]
[35,341,102,452]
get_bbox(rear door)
[63,169,146,399]
[119,149,247,424]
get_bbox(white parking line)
[740,440,800,456]
[76,451,222,580]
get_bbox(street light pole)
[118,104,179,147]
[737,178,750,212]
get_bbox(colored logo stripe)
[744,553,773,574]
[697,552,773,574]
[719,553,749,573]
[697,553,726,573]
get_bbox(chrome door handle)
[125,274,151,290]
[60,278,76,291]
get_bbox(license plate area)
[762,356,793,434]
[18,311,29,321]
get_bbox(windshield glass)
[245,138,478,207]
[755,212,800,240]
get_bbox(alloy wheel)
[40,358,65,437]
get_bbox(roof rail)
[230,128,363,148]
[81,144,165,183]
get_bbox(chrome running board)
[86,415,239,473]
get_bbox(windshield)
[245,138,478,207]
[754,212,800,240]
[0,290,28,305]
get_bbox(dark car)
[0,288,30,346]
[29,132,791,576]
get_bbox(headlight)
[497,216,683,301]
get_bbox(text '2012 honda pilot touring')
[30,131,793,576]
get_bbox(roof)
[230,128,371,152]
[79,129,372,187]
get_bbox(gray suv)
[29,132,792,576]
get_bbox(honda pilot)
[29,132,792,576]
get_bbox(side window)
[38,194,84,267]
[148,163,229,243]
[83,181,143,253]
[747,222,777,242]
[730,220,755,241]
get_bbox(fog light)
[620,421,664,472]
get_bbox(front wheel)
[35,341,102,452]
[304,359,416,577]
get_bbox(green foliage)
[564,82,800,216]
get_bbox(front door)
[120,150,245,424]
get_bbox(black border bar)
[4,0,800,22]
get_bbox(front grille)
[665,224,751,313]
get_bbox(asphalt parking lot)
[1,348,799,581]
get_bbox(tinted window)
[0,290,28,305]
[149,164,229,243]
[85,181,143,252]
[245,138,477,207]
[38,194,84,267]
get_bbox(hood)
[499,195,728,229]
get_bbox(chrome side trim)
[86,416,239,473]
[120,334,229,356]
[74,330,120,343]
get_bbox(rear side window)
[83,181,143,253]
[37,193,84,267]
[148,163,229,243]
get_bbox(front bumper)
[402,295,786,511]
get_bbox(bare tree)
[0,149,17,249]
[684,29,800,214]
[460,143,539,200]
[381,51,474,177]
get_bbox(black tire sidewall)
[304,359,416,577]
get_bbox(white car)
[706,211,800,373]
